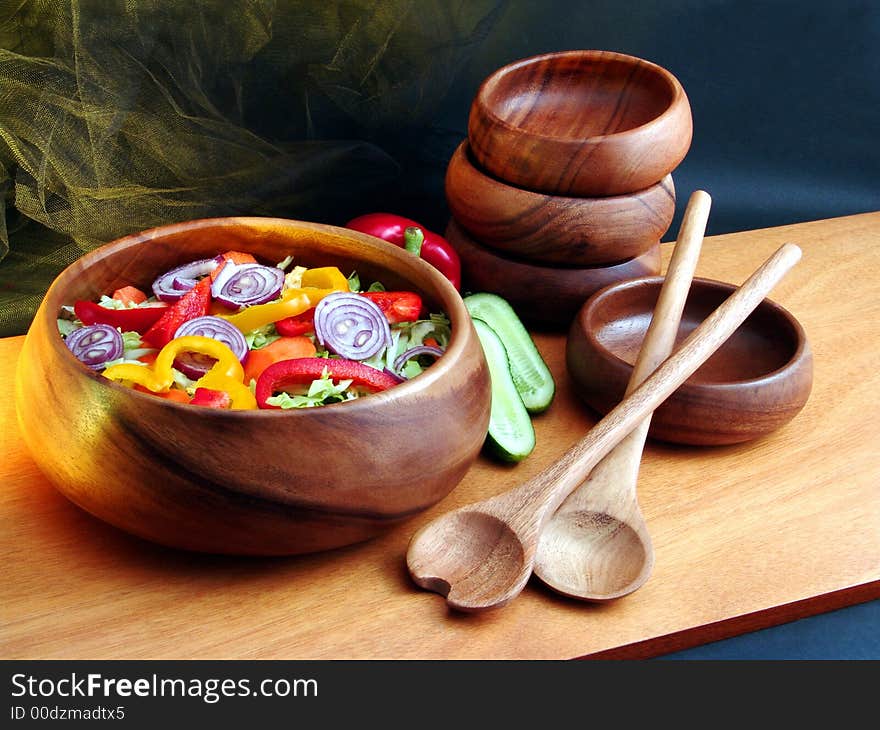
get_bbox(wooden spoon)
[407,241,802,612]
[533,190,711,601]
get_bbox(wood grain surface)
[468,50,692,197]
[444,141,674,266]
[446,218,662,329]
[2,212,879,659]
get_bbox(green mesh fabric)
[0,0,506,335]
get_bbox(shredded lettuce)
[117,330,157,361]
[346,270,386,293]
[171,368,198,396]
[266,373,357,409]
[121,330,142,350]
[356,313,449,378]
[57,318,80,337]
[275,255,294,271]
[402,359,423,378]
[102,357,149,368]
[245,323,280,350]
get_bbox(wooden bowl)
[445,218,661,330]
[445,140,674,266]
[468,50,692,197]
[15,217,491,555]
[567,276,813,445]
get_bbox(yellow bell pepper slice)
[154,336,244,381]
[218,289,315,334]
[104,335,256,410]
[300,266,350,292]
[101,361,170,393]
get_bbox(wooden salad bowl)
[468,50,692,197]
[566,276,813,445]
[445,218,661,330]
[445,140,674,266]
[15,217,491,555]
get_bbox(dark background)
[402,0,880,237]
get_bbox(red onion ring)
[172,315,249,379]
[152,258,219,302]
[393,345,444,373]
[314,292,391,361]
[383,367,407,383]
[211,263,284,310]
[65,324,123,369]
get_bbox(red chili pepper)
[142,277,212,349]
[255,357,400,409]
[360,291,423,324]
[274,307,315,336]
[190,387,233,409]
[74,299,168,334]
[345,213,461,290]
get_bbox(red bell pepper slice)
[190,387,233,409]
[141,276,212,349]
[345,213,462,290]
[360,291,422,324]
[274,307,315,336]
[74,299,168,334]
[255,357,400,409]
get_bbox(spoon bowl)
[535,509,653,599]
[408,510,528,611]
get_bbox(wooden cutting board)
[2,212,878,659]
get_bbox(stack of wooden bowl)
[445,50,693,329]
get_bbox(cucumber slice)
[471,317,535,462]
[464,293,555,413]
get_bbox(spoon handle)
[627,190,711,393]
[558,190,711,514]
[503,242,803,533]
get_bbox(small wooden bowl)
[445,140,674,267]
[468,50,692,197]
[446,218,661,329]
[15,217,491,555]
[567,276,813,445]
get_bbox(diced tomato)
[243,336,317,384]
[112,285,148,306]
[360,291,423,324]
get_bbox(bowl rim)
[578,274,811,389]
[445,216,662,274]
[473,49,688,145]
[449,139,677,204]
[42,215,476,418]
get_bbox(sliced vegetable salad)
[58,251,450,410]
